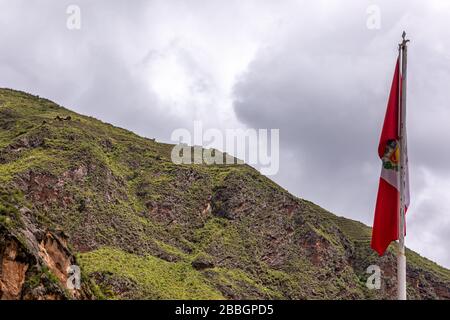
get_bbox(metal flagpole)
[397,31,409,301]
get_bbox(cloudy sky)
[1,0,449,268]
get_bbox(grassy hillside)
[0,88,449,300]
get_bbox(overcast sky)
[1,0,449,268]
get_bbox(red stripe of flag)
[371,58,403,256]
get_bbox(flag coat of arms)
[371,58,410,256]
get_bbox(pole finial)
[399,31,410,49]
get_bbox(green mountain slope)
[1,88,449,300]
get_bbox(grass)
[78,247,224,300]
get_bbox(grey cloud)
[0,0,186,141]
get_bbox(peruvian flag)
[371,58,410,256]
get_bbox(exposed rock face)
[1,88,450,300]
[0,219,92,300]
[39,233,72,289]
[191,254,215,270]
[0,238,28,299]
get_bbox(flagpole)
[397,31,409,301]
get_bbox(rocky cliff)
[0,88,449,300]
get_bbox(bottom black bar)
[1,300,447,319]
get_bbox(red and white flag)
[371,58,410,256]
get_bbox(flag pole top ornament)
[399,31,410,49]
